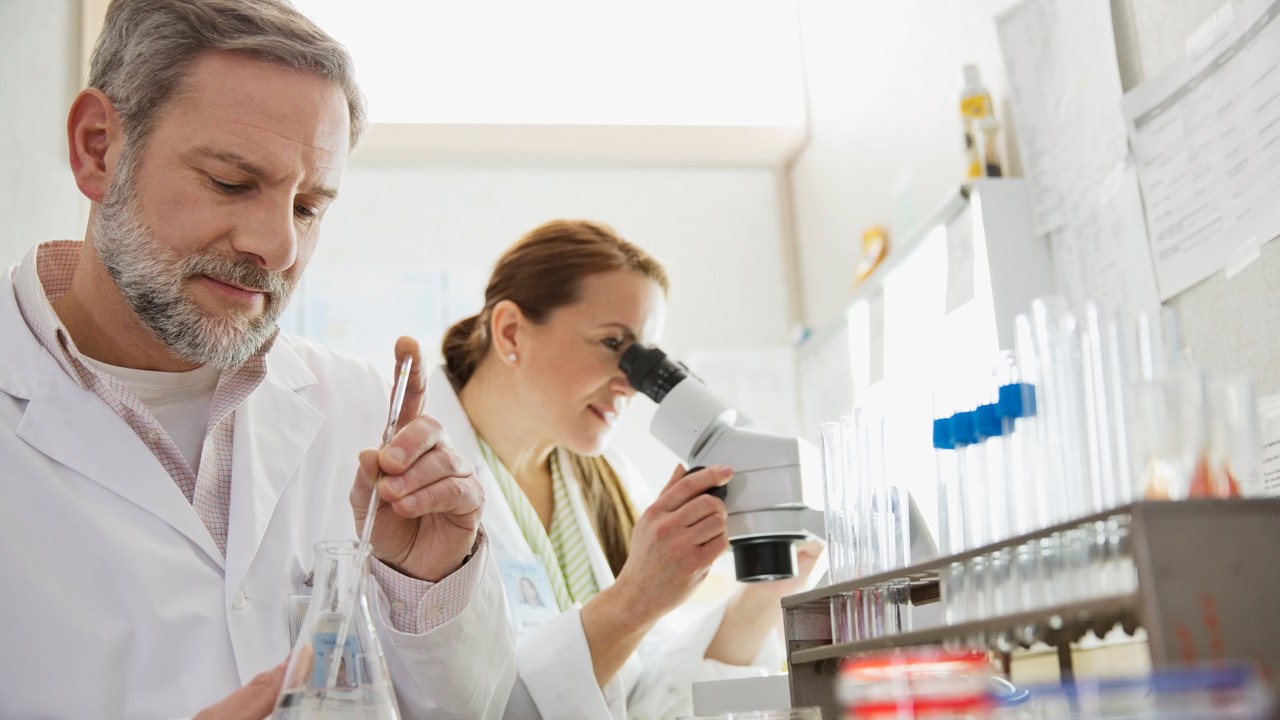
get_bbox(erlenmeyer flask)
[273,540,400,719]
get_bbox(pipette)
[323,353,414,692]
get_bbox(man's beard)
[91,150,296,370]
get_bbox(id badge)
[497,558,559,635]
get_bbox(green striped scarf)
[477,437,600,611]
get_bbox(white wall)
[0,0,88,267]
[315,163,793,354]
[0,3,798,490]
[297,0,806,128]
[788,0,1021,334]
[312,162,796,486]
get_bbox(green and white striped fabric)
[477,436,597,611]
[549,452,601,605]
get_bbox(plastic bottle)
[960,64,995,182]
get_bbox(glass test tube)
[998,381,1036,617]
[880,417,912,634]
[1013,312,1054,621]
[819,420,854,643]
[952,410,989,622]
[976,402,1013,618]
[1032,297,1093,605]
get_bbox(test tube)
[976,402,1013,616]
[880,417,912,634]
[952,411,986,550]
[1079,302,1124,513]
[820,420,854,643]
[1032,298,1095,604]
[840,411,871,640]
[997,380,1036,617]
[1012,311,1054,621]
[1142,367,1208,500]
[975,403,1009,543]
[951,410,989,621]
[1207,374,1260,498]
[1031,297,1091,523]
[934,414,969,627]
[864,413,894,637]
[933,416,963,557]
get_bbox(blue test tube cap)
[932,417,955,450]
[975,403,1002,440]
[950,411,978,447]
[997,382,1037,420]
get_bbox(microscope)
[620,344,826,583]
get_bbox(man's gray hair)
[88,0,367,151]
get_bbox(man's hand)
[351,336,484,582]
[192,662,285,720]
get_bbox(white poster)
[997,0,1160,314]
[278,264,487,380]
[1121,0,1280,299]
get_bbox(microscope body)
[641,359,826,582]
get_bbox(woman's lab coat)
[428,368,779,720]
[0,267,515,720]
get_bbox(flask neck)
[312,540,363,616]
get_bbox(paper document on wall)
[997,0,1160,314]
[277,265,487,380]
[1121,0,1280,300]
[1049,166,1161,315]
[944,207,975,315]
[997,0,1129,236]
[1258,394,1280,498]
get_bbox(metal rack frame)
[781,499,1280,715]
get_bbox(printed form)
[997,0,1161,314]
[1121,0,1280,299]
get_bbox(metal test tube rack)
[781,499,1280,717]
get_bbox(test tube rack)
[781,499,1280,716]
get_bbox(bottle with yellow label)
[959,64,995,181]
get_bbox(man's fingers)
[388,475,484,519]
[378,445,471,499]
[377,415,447,476]
[393,335,427,430]
[354,449,380,492]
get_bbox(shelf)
[781,499,1280,714]
[784,502,1145,609]
[791,593,1140,667]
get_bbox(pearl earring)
[507,353,517,363]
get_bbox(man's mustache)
[183,253,291,297]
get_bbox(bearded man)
[0,1,514,718]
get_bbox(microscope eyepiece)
[619,344,688,403]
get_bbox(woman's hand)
[705,539,826,666]
[579,464,732,686]
[612,464,733,619]
[741,538,826,601]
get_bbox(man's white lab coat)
[427,368,778,720]
[0,266,515,719]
